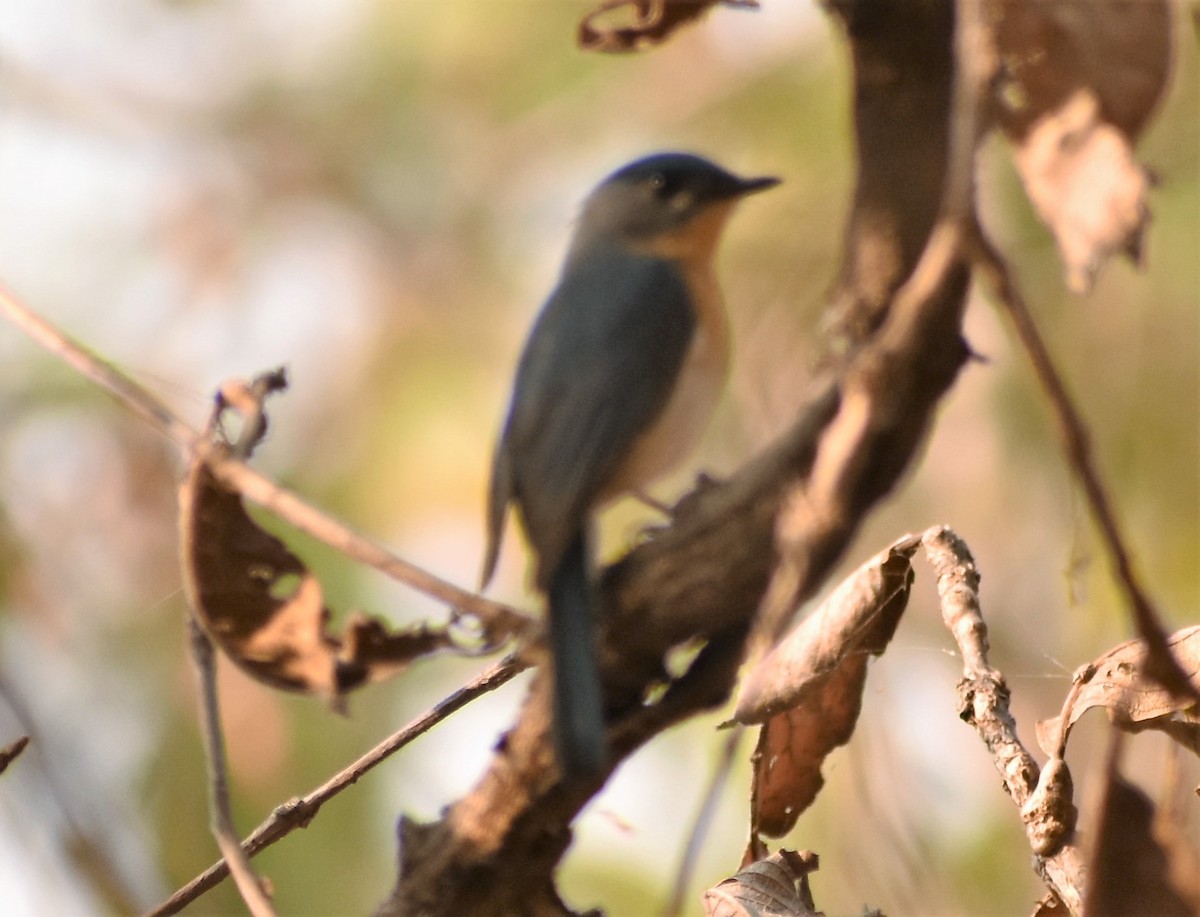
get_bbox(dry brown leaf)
[735,535,917,724]
[179,455,453,698]
[578,0,754,52]
[737,536,916,838]
[989,0,1171,292]
[703,849,821,917]
[749,654,867,839]
[1084,753,1199,916]
[1036,625,1200,759]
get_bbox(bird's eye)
[649,171,690,205]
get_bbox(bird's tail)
[547,532,606,777]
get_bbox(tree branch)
[967,231,1193,701]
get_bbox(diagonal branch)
[0,283,529,638]
[967,233,1194,701]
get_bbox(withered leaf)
[988,0,1171,292]
[739,536,916,838]
[179,454,453,698]
[1084,757,1198,916]
[749,654,866,839]
[578,0,753,53]
[1036,625,1200,759]
[735,535,917,724]
[703,849,821,917]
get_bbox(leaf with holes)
[179,454,453,699]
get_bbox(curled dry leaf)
[179,455,454,698]
[703,849,821,917]
[988,0,1171,292]
[578,0,755,52]
[1035,625,1200,759]
[748,657,867,839]
[738,535,917,838]
[735,534,918,724]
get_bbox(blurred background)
[0,2,1196,914]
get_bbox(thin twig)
[664,726,744,917]
[0,282,200,445]
[187,617,277,917]
[967,232,1194,700]
[202,453,530,636]
[0,282,530,636]
[145,653,527,917]
[0,676,147,913]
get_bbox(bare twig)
[921,526,1086,915]
[0,282,199,444]
[202,452,530,639]
[0,678,148,913]
[967,232,1193,701]
[0,282,530,638]
[187,617,277,917]
[146,653,527,917]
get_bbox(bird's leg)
[631,489,674,517]
[632,471,725,529]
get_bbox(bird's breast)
[600,264,729,500]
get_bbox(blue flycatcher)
[481,152,779,775]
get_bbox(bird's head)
[574,152,779,262]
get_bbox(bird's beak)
[731,175,781,197]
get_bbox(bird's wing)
[495,245,695,589]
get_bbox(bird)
[480,152,779,776]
